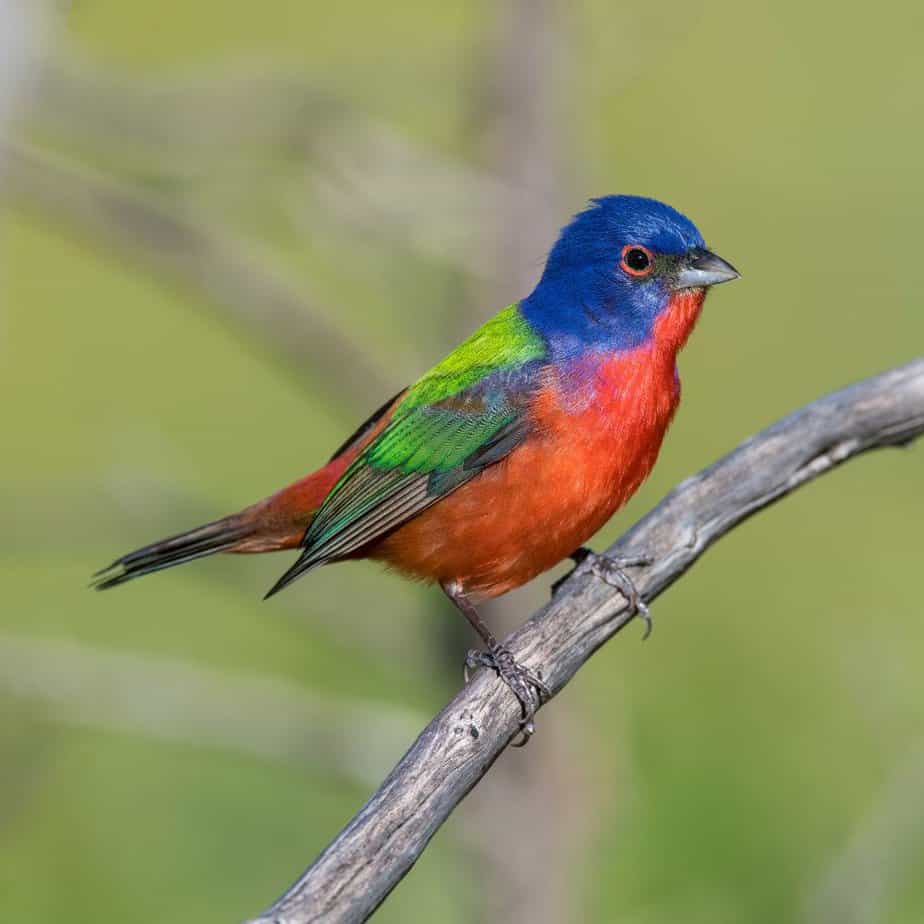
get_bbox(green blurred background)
[2,1,922,921]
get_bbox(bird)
[94,195,739,741]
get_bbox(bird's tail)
[93,392,404,592]
[92,512,264,589]
[92,462,346,591]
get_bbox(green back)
[272,304,548,585]
[363,305,546,475]
[398,305,546,410]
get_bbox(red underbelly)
[371,351,680,599]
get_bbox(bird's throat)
[653,288,706,356]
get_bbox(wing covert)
[263,304,546,598]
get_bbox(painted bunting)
[95,195,738,740]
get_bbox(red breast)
[371,289,706,597]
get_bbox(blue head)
[520,195,738,358]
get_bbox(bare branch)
[22,61,517,278]
[1,141,398,406]
[0,0,45,169]
[0,634,423,786]
[246,357,924,924]
[457,3,583,921]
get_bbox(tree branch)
[1,141,398,406]
[455,3,583,922]
[0,634,423,786]
[247,358,924,924]
[21,61,518,279]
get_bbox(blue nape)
[520,195,706,359]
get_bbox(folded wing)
[264,304,547,597]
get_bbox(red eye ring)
[620,244,654,278]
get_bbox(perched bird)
[95,195,738,740]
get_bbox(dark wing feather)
[263,382,534,598]
[327,389,406,462]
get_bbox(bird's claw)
[464,645,551,746]
[555,547,653,639]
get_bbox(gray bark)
[246,357,924,923]
[460,3,587,922]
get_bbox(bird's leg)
[552,546,654,639]
[443,582,550,746]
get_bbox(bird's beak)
[675,248,740,290]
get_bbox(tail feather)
[92,516,253,590]
[93,457,349,592]
[93,397,399,593]
[262,549,321,600]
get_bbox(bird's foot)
[464,644,551,746]
[553,547,653,639]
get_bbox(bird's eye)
[620,245,654,277]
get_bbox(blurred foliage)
[1,1,923,922]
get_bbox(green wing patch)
[397,304,546,410]
[263,304,547,596]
